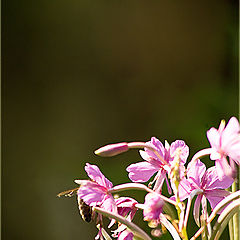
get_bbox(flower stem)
[229,217,234,240]
[93,207,151,240]
[232,180,239,240]
[210,199,240,240]
[110,183,176,206]
[171,150,188,240]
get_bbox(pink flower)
[126,137,189,193]
[207,116,240,178]
[75,163,117,213]
[143,193,164,222]
[178,159,233,225]
[110,197,137,240]
[109,197,138,229]
[115,197,138,220]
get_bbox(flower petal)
[143,193,164,221]
[153,170,166,193]
[177,178,192,201]
[222,117,240,145]
[215,158,233,180]
[115,197,138,209]
[207,127,220,151]
[78,182,106,206]
[204,189,230,213]
[126,161,159,182]
[118,230,134,240]
[221,117,240,163]
[193,195,202,227]
[139,150,162,166]
[170,140,189,164]
[85,163,113,189]
[115,197,138,222]
[205,166,234,190]
[227,141,240,165]
[144,137,165,161]
[101,195,117,214]
[187,159,206,188]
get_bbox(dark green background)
[3,1,238,239]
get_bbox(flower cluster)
[59,117,240,240]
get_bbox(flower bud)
[94,142,129,157]
[143,193,164,222]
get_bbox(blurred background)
[3,1,238,239]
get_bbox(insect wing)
[57,187,79,198]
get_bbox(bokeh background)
[3,1,238,240]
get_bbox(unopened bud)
[94,142,129,157]
[151,229,162,237]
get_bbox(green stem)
[229,217,234,240]
[200,216,208,240]
[210,199,240,240]
[175,184,188,240]
[232,180,239,240]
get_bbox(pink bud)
[94,142,129,157]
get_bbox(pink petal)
[210,150,222,161]
[187,159,206,188]
[165,175,172,195]
[115,197,138,221]
[170,140,189,164]
[207,127,220,150]
[215,158,232,180]
[204,189,230,213]
[205,166,234,190]
[153,170,166,193]
[78,182,106,206]
[118,230,134,240]
[85,163,113,189]
[126,161,159,182]
[222,117,240,145]
[221,117,240,163]
[144,137,165,161]
[177,178,192,201]
[101,195,117,214]
[115,197,137,208]
[227,142,240,164]
[143,193,164,221]
[139,150,152,161]
[193,195,202,227]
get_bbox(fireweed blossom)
[126,137,189,193]
[115,197,138,221]
[109,197,138,228]
[59,116,240,240]
[206,116,240,179]
[75,163,117,214]
[142,193,164,223]
[110,197,137,240]
[177,159,233,225]
[75,163,119,240]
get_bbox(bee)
[78,198,92,223]
[57,187,92,223]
